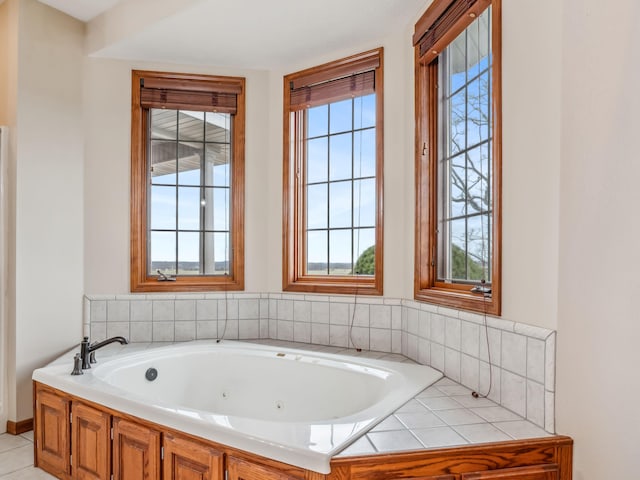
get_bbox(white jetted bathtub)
[32,340,442,473]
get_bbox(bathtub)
[32,340,442,473]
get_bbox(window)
[283,49,384,295]
[130,70,245,292]
[414,0,501,314]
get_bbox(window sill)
[284,276,382,296]
[414,286,500,315]
[131,276,244,293]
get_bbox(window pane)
[330,99,352,134]
[178,186,200,230]
[205,112,230,142]
[353,129,376,178]
[478,71,491,140]
[449,89,466,156]
[354,94,376,129]
[477,10,491,72]
[466,144,490,215]
[150,231,176,275]
[448,34,467,93]
[177,141,203,186]
[329,133,352,181]
[329,181,352,228]
[150,140,178,184]
[329,229,351,275]
[354,228,375,276]
[150,186,176,230]
[449,218,467,281]
[307,230,328,275]
[450,154,466,218]
[467,214,490,282]
[466,76,484,147]
[204,232,229,274]
[178,111,204,141]
[207,187,230,232]
[206,144,230,187]
[307,137,328,183]
[150,109,176,140]
[307,184,328,229]
[178,232,200,274]
[307,104,328,138]
[466,9,491,79]
[353,179,375,228]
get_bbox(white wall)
[11,0,85,420]
[556,0,640,477]
[501,0,562,330]
[0,0,18,432]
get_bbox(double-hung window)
[283,49,384,295]
[414,0,502,314]
[130,70,245,292]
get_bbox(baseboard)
[6,418,33,435]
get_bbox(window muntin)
[131,70,244,292]
[414,0,501,314]
[283,49,383,295]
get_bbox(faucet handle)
[89,349,97,364]
[71,354,83,376]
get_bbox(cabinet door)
[163,432,223,480]
[35,388,71,478]
[461,464,558,480]
[71,402,111,480]
[226,456,303,480]
[112,417,160,480]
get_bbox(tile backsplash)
[84,292,556,433]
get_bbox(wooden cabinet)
[35,388,71,479]
[461,464,559,480]
[112,417,160,480]
[71,402,111,480]
[163,432,223,480]
[227,456,303,480]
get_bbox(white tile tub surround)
[84,293,556,433]
[401,300,556,433]
[85,293,270,344]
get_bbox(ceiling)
[39,0,123,21]
[38,0,428,70]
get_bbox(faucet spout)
[80,336,128,370]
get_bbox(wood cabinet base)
[33,382,573,480]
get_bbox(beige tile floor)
[0,431,54,479]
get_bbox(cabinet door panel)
[163,432,223,480]
[35,388,70,478]
[72,402,111,480]
[112,417,160,480]
[461,464,558,480]
[227,456,303,480]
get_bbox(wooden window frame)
[130,70,245,292]
[414,0,502,315]
[283,49,384,295]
